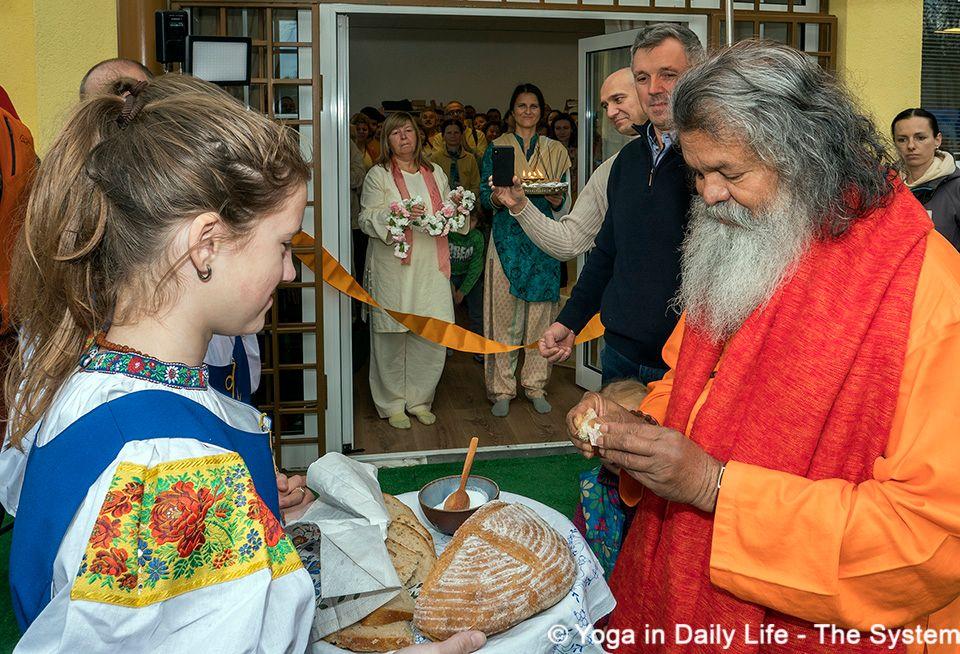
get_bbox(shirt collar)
[80,343,209,390]
[646,123,677,165]
[512,132,540,158]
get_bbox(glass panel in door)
[576,36,636,391]
[575,17,707,392]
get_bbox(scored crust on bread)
[414,501,576,641]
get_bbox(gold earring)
[198,265,212,281]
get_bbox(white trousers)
[369,330,446,418]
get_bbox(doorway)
[320,5,707,462]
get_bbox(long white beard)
[675,190,815,343]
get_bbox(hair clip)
[116,80,150,129]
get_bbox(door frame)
[320,4,709,461]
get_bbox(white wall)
[349,20,602,116]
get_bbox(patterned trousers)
[483,240,557,402]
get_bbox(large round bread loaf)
[414,501,576,640]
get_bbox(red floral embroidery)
[118,572,138,590]
[212,549,237,569]
[150,481,218,558]
[74,456,301,609]
[123,481,144,503]
[245,495,282,547]
[89,547,129,577]
[101,492,131,518]
[101,481,144,518]
[127,356,145,373]
[246,498,264,522]
[262,506,284,548]
[90,515,122,549]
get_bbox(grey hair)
[672,40,894,237]
[630,23,705,65]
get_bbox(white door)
[321,6,708,460]
[574,17,706,391]
[319,7,354,456]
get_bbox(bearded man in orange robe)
[568,41,960,654]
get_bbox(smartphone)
[491,146,515,187]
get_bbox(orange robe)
[621,231,960,653]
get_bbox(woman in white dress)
[1,76,481,654]
[359,112,469,430]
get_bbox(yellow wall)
[0,0,923,149]
[0,0,117,152]
[0,0,38,135]
[833,0,923,132]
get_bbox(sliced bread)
[360,591,415,627]
[324,619,413,652]
[383,493,436,550]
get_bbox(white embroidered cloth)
[311,491,616,654]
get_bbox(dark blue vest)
[556,126,691,368]
[9,389,279,631]
[207,335,253,405]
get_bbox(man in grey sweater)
[491,67,644,260]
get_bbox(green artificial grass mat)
[0,530,13,654]
[377,453,595,517]
[0,453,594,651]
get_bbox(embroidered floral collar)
[79,343,208,390]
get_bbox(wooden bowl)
[418,475,500,535]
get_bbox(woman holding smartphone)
[479,83,571,418]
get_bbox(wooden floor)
[352,349,586,455]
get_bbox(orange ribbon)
[292,232,604,354]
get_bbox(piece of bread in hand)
[573,408,603,446]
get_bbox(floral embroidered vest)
[10,389,281,630]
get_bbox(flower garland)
[386,187,476,259]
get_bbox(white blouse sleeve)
[358,166,396,244]
[17,438,314,653]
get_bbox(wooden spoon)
[444,436,479,511]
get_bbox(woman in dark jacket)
[892,107,960,251]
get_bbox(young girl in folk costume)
[0,77,481,654]
[480,83,571,418]
[359,112,469,430]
